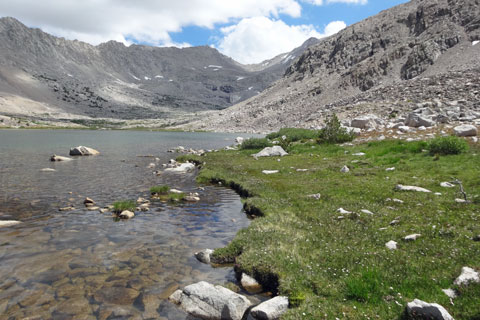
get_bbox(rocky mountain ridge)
[185,0,480,134]
[0,17,313,127]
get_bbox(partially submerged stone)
[69,146,100,156]
[406,299,453,320]
[395,184,431,193]
[252,146,288,158]
[240,273,262,294]
[250,296,289,320]
[454,266,479,286]
[50,154,73,161]
[194,249,214,264]
[40,168,56,172]
[0,220,21,228]
[119,210,134,219]
[164,162,195,173]
[169,281,251,320]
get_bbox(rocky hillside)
[0,17,312,126]
[187,0,480,133]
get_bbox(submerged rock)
[240,273,262,294]
[251,296,289,320]
[252,146,288,158]
[69,146,100,156]
[406,299,453,320]
[169,281,251,320]
[119,210,135,219]
[194,249,214,264]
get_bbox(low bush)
[318,114,355,144]
[239,138,272,150]
[427,136,468,155]
[112,200,136,213]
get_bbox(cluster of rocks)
[167,146,207,155]
[169,281,289,320]
[160,159,196,173]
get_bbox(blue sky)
[0,0,408,64]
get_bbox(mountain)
[0,17,314,126]
[188,0,480,133]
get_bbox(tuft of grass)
[318,114,355,144]
[345,269,384,303]
[239,138,272,150]
[168,192,185,202]
[112,200,136,213]
[427,136,468,155]
[150,185,170,195]
[266,128,319,142]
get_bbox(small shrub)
[427,136,468,155]
[168,192,185,202]
[112,200,136,213]
[288,291,306,308]
[318,114,355,144]
[150,185,170,195]
[266,128,319,142]
[240,138,272,150]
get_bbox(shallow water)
[0,130,254,319]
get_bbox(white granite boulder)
[395,185,431,193]
[454,267,479,286]
[164,162,195,173]
[406,299,453,320]
[252,146,288,158]
[169,281,251,320]
[251,296,289,320]
[453,125,477,137]
[194,249,214,264]
[69,146,100,156]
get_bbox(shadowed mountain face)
[0,17,313,122]
[189,0,480,133]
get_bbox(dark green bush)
[266,128,319,142]
[427,136,468,155]
[240,138,272,150]
[317,114,355,144]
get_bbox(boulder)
[169,281,251,320]
[0,220,21,228]
[50,155,73,161]
[340,165,350,173]
[395,185,431,193]
[453,124,477,137]
[240,273,262,294]
[69,146,99,156]
[454,267,479,286]
[250,296,289,320]
[405,113,435,128]
[164,162,196,173]
[406,299,453,320]
[235,137,244,144]
[252,146,288,158]
[350,115,379,129]
[194,249,214,264]
[119,210,134,219]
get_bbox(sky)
[0,0,408,64]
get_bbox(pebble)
[386,240,398,250]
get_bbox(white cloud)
[0,0,303,46]
[302,0,367,5]
[218,18,346,64]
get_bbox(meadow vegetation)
[182,133,480,319]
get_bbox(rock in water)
[169,281,251,320]
[454,267,479,286]
[194,249,214,264]
[69,146,100,156]
[395,184,431,193]
[50,154,73,161]
[40,168,56,172]
[406,299,453,320]
[0,220,21,228]
[164,162,195,173]
[251,296,289,320]
[240,273,262,294]
[453,124,478,137]
[252,146,288,158]
[119,210,134,219]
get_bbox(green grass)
[168,192,185,202]
[150,185,170,195]
[239,138,272,150]
[427,135,468,155]
[112,200,136,213]
[266,128,319,142]
[181,139,480,319]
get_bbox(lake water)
[0,129,254,319]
